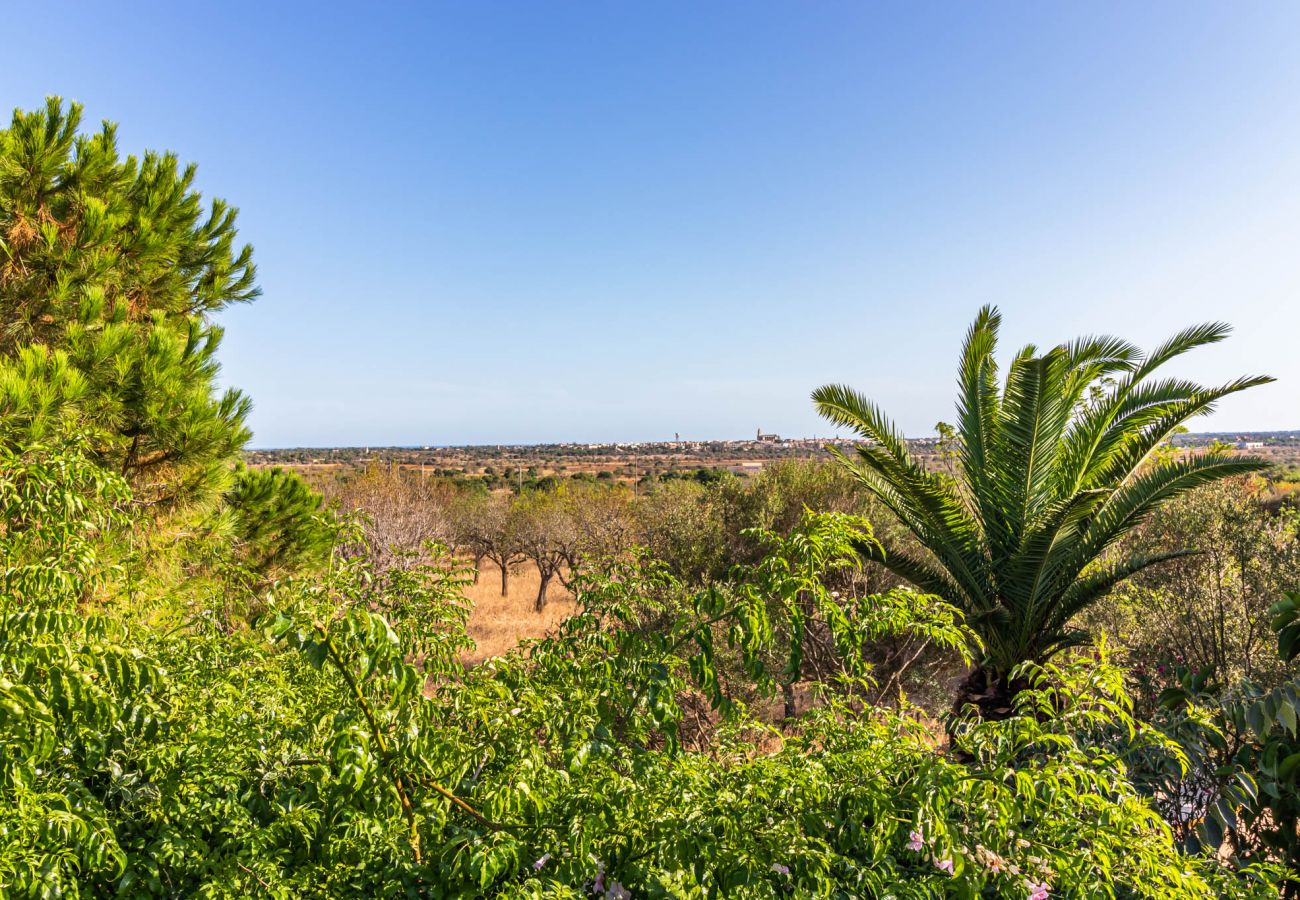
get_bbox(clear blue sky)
[7,2,1300,446]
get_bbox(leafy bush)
[0,448,1284,897]
[1085,478,1300,709]
[1144,590,1300,893]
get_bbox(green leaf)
[1277,752,1300,783]
[1280,699,1298,737]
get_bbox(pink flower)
[533,853,551,871]
[906,830,925,852]
[933,855,954,875]
[1027,880,1051,900]
[974,845,1005,874]
[770,863,790,876]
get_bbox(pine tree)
[0,98,256,507]
[224,464,336,581]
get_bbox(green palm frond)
[1048,549,1200,636]
[1058,376,1202,492]
[1133,321,1233,381]
[813,383,914,470]
[954,306,1007,551]
[1069,454,1270,572]
[1090,376,1274,487]
[821,435,991,609]
[1061,333,1142,376]
[815,307,1272,679]
[996,346,1074,539]
[849,536,969,608]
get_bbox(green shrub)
[0,452,1282,896]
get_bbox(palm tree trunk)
[951,665,1020,722]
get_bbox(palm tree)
[813,306,1273,718]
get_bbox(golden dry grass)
[461,559,578,666]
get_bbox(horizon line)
[244,427,1300,453]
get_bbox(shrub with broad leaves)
[0,448,1285,897]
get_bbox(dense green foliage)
[0,445,1285,897]
[814,306,1273,714]
[223,464,337,582]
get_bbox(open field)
[245,438,857,490]
[249,431,1300,493]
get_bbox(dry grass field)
[461,559,579,666]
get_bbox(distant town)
[245,429,1300,490]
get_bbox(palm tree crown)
[814,306,1273,697]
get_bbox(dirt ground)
[461,559,578,666]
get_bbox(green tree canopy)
[0,98,256,507]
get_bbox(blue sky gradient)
[7,2,1300,445]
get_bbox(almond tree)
[512,488,579,612]
[451,490,522,597]
[562,482,636,578]
[324,462,454,571]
